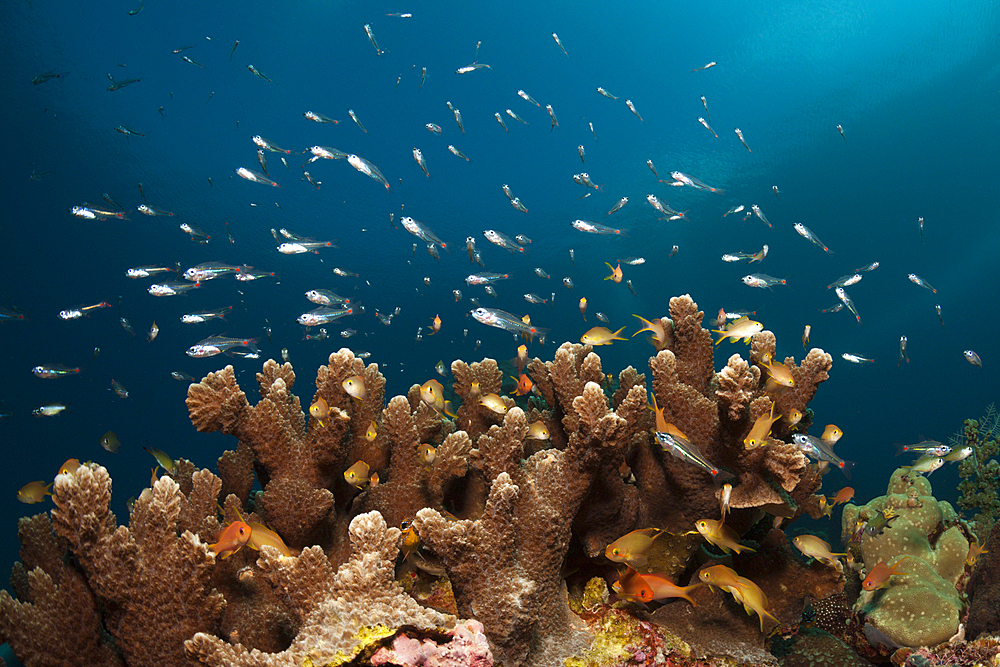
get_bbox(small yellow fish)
[711,316,763,345]
[527,421,550,440]
[728,575,779,633]
[343,375,366,401]
[143,446,178,475]
[744,403,780,449]
[719,483,732,518]
[515,344,529,374]
[649,393,670,432]
[419,443,437,465]
[690,518,755,555]
[309,397,330,426]
[783,409,803,428]
[802,324,811,349]
[581,325,628,346]
[247,521,293,557]
[632,314,667,350]
[429,313,442,335]
[469,381,481,402]
[420,378,445,412]
[698,563,742,590]
[344,460,371,489]
[791,535,847,566]
[579,297,587,321]
[762,359,794,387]
[17,481,52,504]
[604,262,623,283]
[479,392,508,414]
[58,458,81,476]
[967,541,988,567]
[605,528,662,569]
[821,424,843,445]
[365,420,378,442]
[400,521,422,561]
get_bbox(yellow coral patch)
[304,624,397,667]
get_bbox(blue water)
[2,0,999,627]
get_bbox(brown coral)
[186,511,457,667]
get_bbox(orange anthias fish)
[743,403,781,449]
[419,443,437,466]
[581,325,628,345]
[606,528,663,569]
[247,522,292,557]
[210,520,252,559]
[762,358,794,388]
[967,541,988,566]
[515,344,529,374]
[821,424,843,445]
[429,314,442,334]
[343,375,366,401]
[604,262,623,283]
[309,397,330,426]
[509,373,533,396]
[690,518,755,555]
[365,420,378,442]
[641,573,702,605]
[17,481,52,504]
[830,487,855,506]
[632,314,668,350]
[792,535,847,567]
[650,393,670,432]
[612,566,654,603]
[862,556,912,591]
[729,575,780,633]
[698,564,742,590]
[711,316,763,345]
[783,409,803,428]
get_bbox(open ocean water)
[2,1,999,659]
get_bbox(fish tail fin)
[841,460,855,480]
[893,443,908,456]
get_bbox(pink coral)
[370,619,493,666]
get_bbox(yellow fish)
[743,402,781,449]
[821,424,843,444]
[17,480,52,504]
[527,421,550,440]
[711,316,762,345]
[143,446,178,475]
[728,575,779,633]
[632,314,667,349]
[420,379,445,413]
[247,521,292,557]
[689,518,756,555]
[58,458,81,476]
[365,420,378,442]
[343,375,366,401]
[344,460,371,489]
[419,443,436,465]
[581,325,628,345]
[479,392,508,414]
[649,393,670,432]
[604,262,623,283]
[791,534,847,567]
[309,397,330,426]
[579,297,587,321]
[605,528,663,569]
[783,409,803,428]
[762,359,794,387]
[514,344,529,373]
[698,563,742,590]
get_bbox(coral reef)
[967,516,1000,640]
[954,403,1000,540]
[2,296,857,667]
[841,468,971,648]
[369,619,492,666]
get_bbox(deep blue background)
[2,0,999,647]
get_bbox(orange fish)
[343,376,366,401]
[509,373,533,396]
[579,297,587,321]
[419,443,437,465]
[17,481,52,504]
[783,409,803,428]
[400,521,422,561]
[365,420,378,442]
[744,402,781,449]
[711,316,763,345]
[527,421,550,440]
[640,573,701,605]
[429,314,442,334]
[698,564,742,590]
[762,359,794,388]
[604,262,623,283]
[479,392,508,414]
[821,424,843,445]
[728,575,779,632]
[210,520,252,559]
[649,393,670,432]
[514,344,529,374]
[862,556,911,591]
[612,566,654,603]
[792,535,847,567]
[967,541,988,567]
[247,522,292,557]
[830,487,855,506]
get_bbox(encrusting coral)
[842,467,971,648]
[2,295,856,667]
